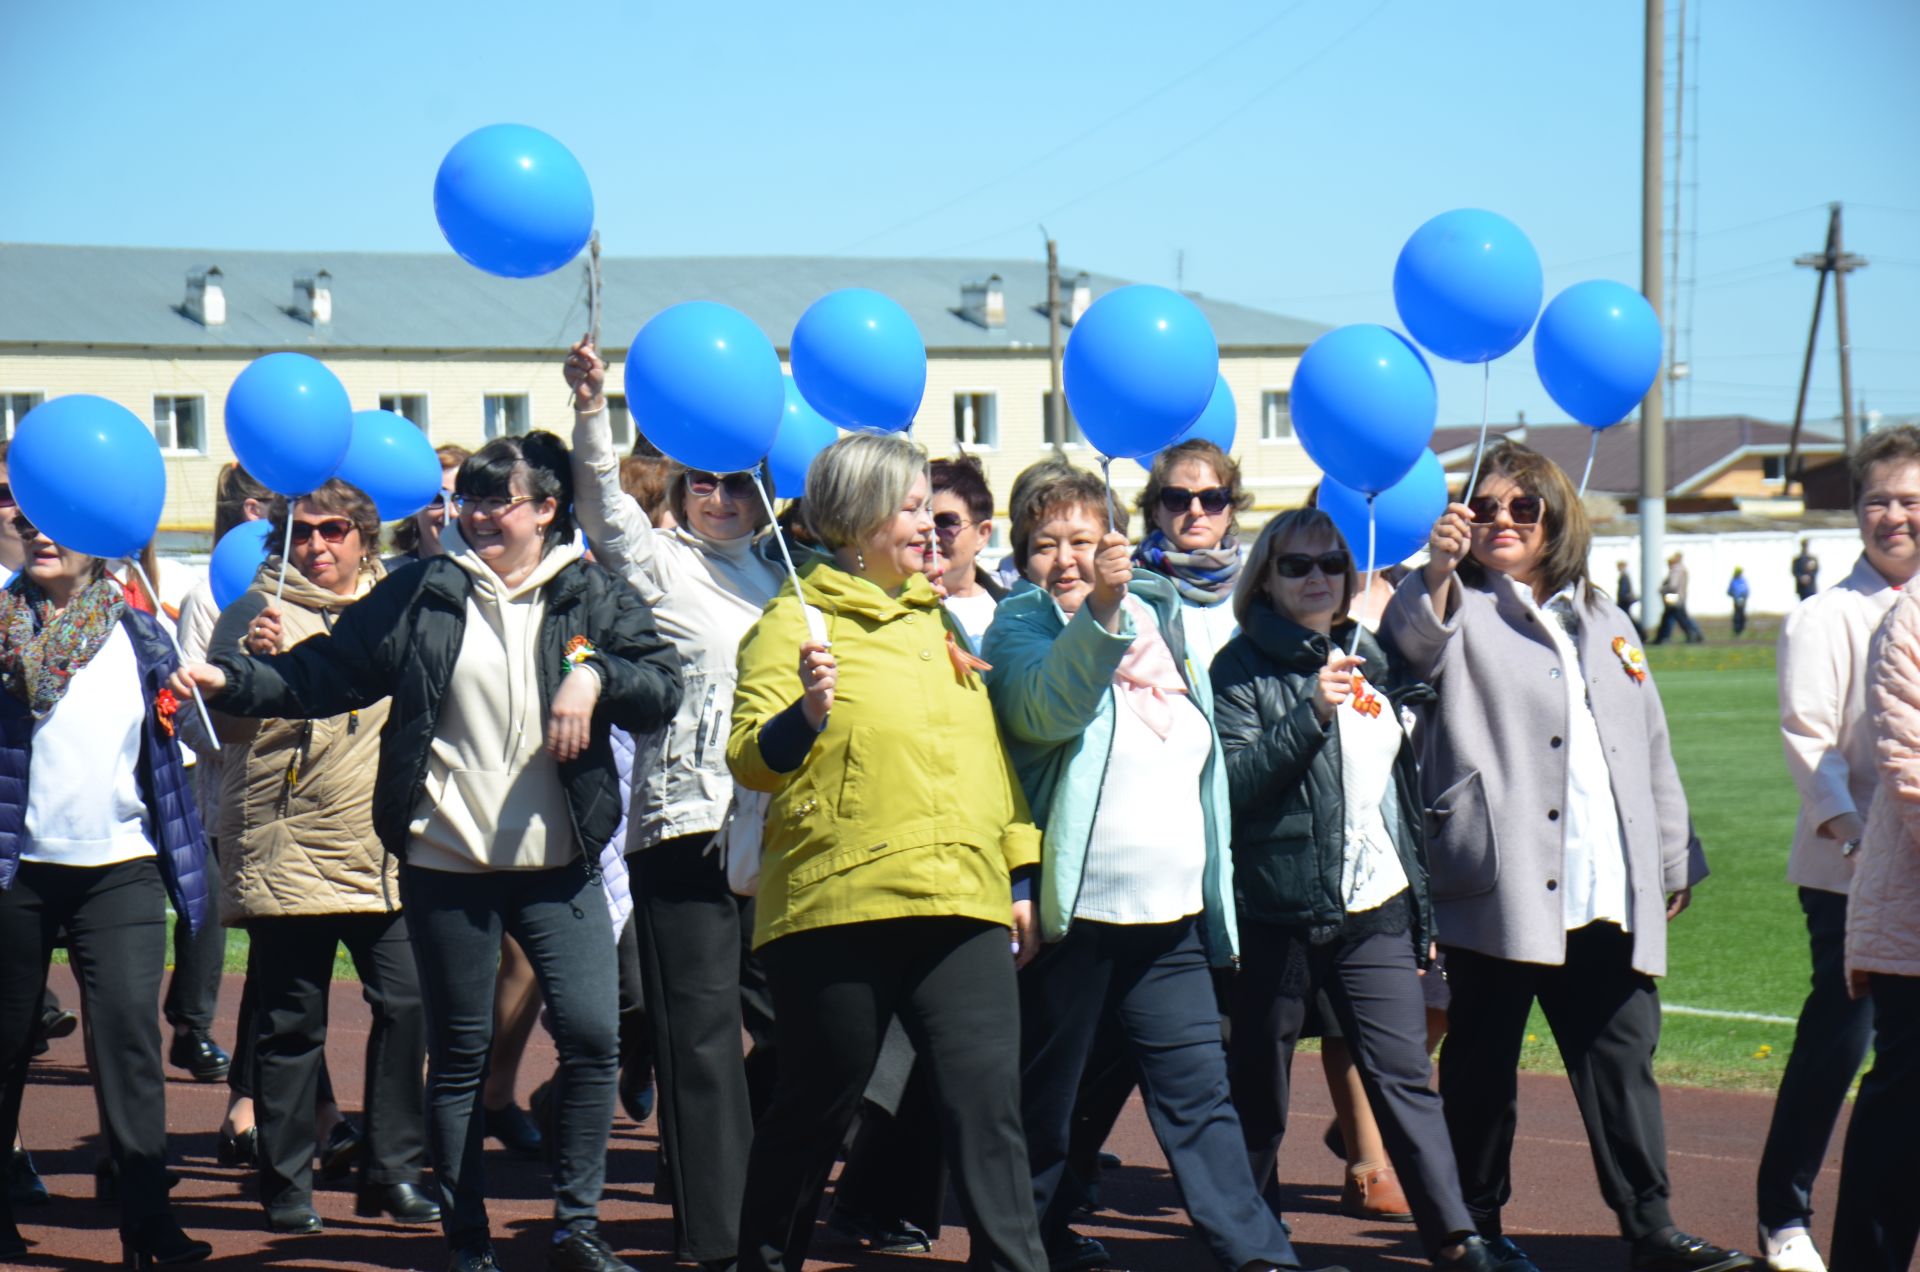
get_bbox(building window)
[1,393,44,441]
[953,392,998,448]
[1762,455,1786,483]
[607,394,635,450]
[379,394,430,433]
[1042,391,1084,447]
[484,394,531,439]
[152,395,207,453]
[1261,391,1292,441]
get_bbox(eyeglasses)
[686,472,758,499]
[1158,485,1233,516]
[453,494,535,518]
[1273,551,1352,580]
[933,512,977,538]
[288,518,354,546]
[1466,494,1545,526]
[0,484,13,509]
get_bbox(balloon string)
[129,560,220,754]
[1349,495,1377,659]
[1578,428,1600,499]
[273,514,294,605]
[1464,360,1492,498]
[751,473,826,647]
[1099,456,1116,535]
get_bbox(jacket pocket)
[835,728,869,823]
[1424,769,1499,901]
[786,835,929,892]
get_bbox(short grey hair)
[804,433,928,551]
[1232,507,1358,629]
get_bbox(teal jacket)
[982,571,1238,965]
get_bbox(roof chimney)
[1068,272,1092,325]
[292,270,332,326]
[960,274,1005,329]
[185,266,226,327]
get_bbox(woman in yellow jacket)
[729,432,1046,1272]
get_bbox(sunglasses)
[1467,494,1545,526]
[288,518,354,546]
[1273,551,1352,580]
[687,471,758,499]
[1158,485,1234,516]
[453,494,535,518]
[933,511,977,537]
[0,484,13,510]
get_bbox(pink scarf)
[1113,614,1189,739]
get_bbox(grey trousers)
[402,859,618,1250]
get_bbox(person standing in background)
[1728,568,1751,638]
[930,457,1005,652]
[1616,560,1645,641]
[1652,551,1704,645]
[1792,540,1820,602]
[1755,426,1920,1272]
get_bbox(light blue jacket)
[982,571,1238,965]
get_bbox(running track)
[4,968,1844,1270]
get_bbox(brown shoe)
[1340,1165,1414,1222]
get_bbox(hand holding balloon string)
[564,337,606,414]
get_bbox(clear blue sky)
[4,0,1916,429]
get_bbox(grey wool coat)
[1381,567,1707,977]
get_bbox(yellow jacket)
[729,559,1040,948]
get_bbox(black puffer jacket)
[1209,598,1435,958]
[209,554,682,872]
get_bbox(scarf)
[0,575,129,719]
[1133,529,1241,607]
[1112,601,1189,739]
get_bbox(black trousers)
[229,939,337,1107]
[1653,603,1703,644]
[1230,920,1474,1256]
[834,1038,950,1237]
[1731,599,1748,636]
[1830,973,1920,1272]
[1439,923,1674,1241]
[739,917,1044,1272]
[1022,917,1295,1271]
[614,908,651,1087]
[163,838,226,1038]
[248,911,428,1213]
[631,834,756,1263]
[0,858,175,1230]
[402,860,619,1248]
[1755,887,1873,1231]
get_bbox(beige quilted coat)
[1847,587,1920,979]
[210,559,394,924]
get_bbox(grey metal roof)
[0,243,1327,355]
[1431,417,1846,497]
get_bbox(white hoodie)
[407,527,586,873]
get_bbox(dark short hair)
[267,478,383,558]
[1851,425,1920,503]
[1135,439,1252,530]
[931,455,994,523]
[1010,466,1128,572]
[458,432,575,544]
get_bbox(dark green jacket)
[1208,599,1434,960]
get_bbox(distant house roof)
[1433,416,1847,496]
[0,243,1328,355]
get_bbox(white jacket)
[571,407,785,851]
[1778,553,1902,894]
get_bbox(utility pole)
[1045,230,1065,459]
[1784,203,1868,490]
[1639,0,1666,631]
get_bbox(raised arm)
[195,568,418,720]
[564,338,660,584]
[983,601,1134,746]
[1210,644,1341,810]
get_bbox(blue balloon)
[434,124,594,279]
[790,289,927,433]
[1393,209,1544,364]
[1065,285,1219,460]
[209,520,274,610]
[1135,373,1235,471]
[337,410,445,521]
[9,396,166,560]
[225,353,353,497]
[625,302,785,474]
[769,377,839,499]
[1315,450,1449,571]
[1290,324,1437,496]
[1533,280,1663,428]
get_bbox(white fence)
[1592,527,1862,619]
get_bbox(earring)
[856,550,866,571]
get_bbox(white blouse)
[1334,678,1412,914]
[1539,587,1633,933]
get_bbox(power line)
[829,2,1314,255]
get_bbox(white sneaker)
[1760,1226,1827,1272]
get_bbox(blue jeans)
[402,859,618,1249]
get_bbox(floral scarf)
[0,575,128,719]
[1133,528,1242,608]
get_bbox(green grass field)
[144,618,1811,1089]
